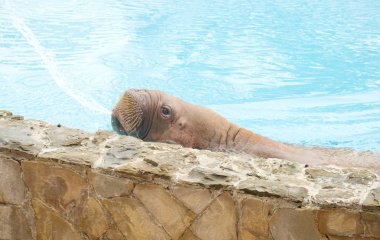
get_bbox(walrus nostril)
[111,115,126,135]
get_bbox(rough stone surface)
[134,183,195,239]
[191,193,237,240]
[188,166,240,185]
[326,236,373,240]
[104,228,126,240]
[102,196,170,240]
[269,208,321,240]
[318,210,363,237]
[22,161,88,214]
[0,154,26,204]
[172,185,213,214]
[73,196,108,239]
[239,196,270,239]
[1,112,380,240]
[181,230,201,240]
[361,212,380,238]
[22,162,88,216]
[238,178,309,202]
[33,199,82,240]
[306,167,346,181]
[0,205,33,240]
[0,110,12,118]
[363,186,380,208]
[346,170,377,185]
[40,147,100,166]
[45,126,91,148]
[1,116,380,208]
[89,171,134,198]
[0,118,47,156]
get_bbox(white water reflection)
[5,0,110,114]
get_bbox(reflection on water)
[0,0,379,152]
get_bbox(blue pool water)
[1,0,379,153]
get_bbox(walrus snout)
[111,89,150,138]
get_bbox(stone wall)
[0,110,379,240]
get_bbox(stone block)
[363,187,380,208]
[361,212,380,238]
[188,166,239,185]
[33,199,82,240]
[89,171,134,198]
[191,192,237,240]
[306,168,345,181]
[181,230,201,240]
[22,161,88,213]
[134,183,195,239]
[0,205,33,240]
[39,147,100,166]
[346,170,377,185]
[0,119,47,155]
[237,179,308,202]
[102,196,170,240]
[172,185,213,214]
[318,209,363,236]
[316,188,357,204]
[39,125,99,165]
[73,196,108,239]
[269,208,321,240]
[45,126,90,147]
[0,155,26,204]
[0,110,12,118]
[239,197,270,239]
[104,228,126,240]
[239,231,260,240]
[327,236,378,240]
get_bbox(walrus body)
[112,89,380,168]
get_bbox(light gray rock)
[0,119,48,156]
[363,185,380,208]
[238,179,309,202]
[0,110,12,118]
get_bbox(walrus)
[111,89,380,168]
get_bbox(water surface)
[1,0,379,152]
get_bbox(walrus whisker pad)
[114,92,144,133]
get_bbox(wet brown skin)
[111,89,330,166]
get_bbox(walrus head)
[111,89,230,149]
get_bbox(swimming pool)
[1,0,379,153]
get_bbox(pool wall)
[0,110,379,240]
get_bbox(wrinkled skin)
[112,89,380,168]
[112,89,232,150]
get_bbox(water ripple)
[0,0,379,152]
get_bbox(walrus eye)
[160,105,172,118]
